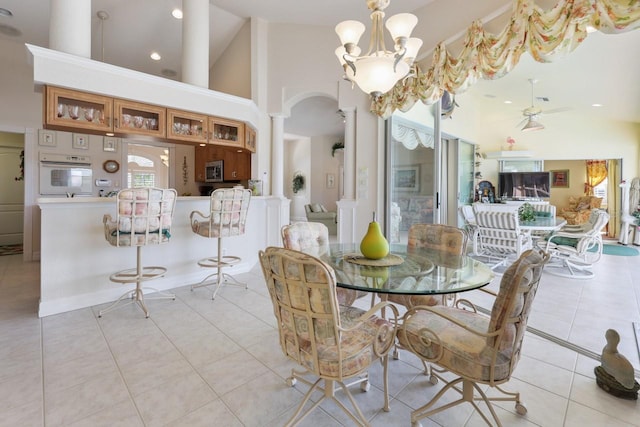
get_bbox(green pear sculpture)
[360,212,389,260]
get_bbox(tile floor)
[0,247,639,426]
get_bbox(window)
[593,177,607,206]
[128,171,155,188]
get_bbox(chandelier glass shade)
[335,0,422,98]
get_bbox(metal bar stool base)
[191,256,247,300]
[99,265,175,318]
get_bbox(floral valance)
[372,0,640,118]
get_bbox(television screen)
[498,172,550,200]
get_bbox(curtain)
[606,159,620,238]
[373,0,640,118]
[585,160,608,195]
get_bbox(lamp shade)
[335,20,366,46]
[521,118,544,131]
[346,54,410,96]
[404,37,423,63]
[385,13,418,40]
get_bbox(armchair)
[559,195,603,225]
[398,249,550,427]
[304,203,337,235]
[259,247,398,426]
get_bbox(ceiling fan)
[517,78,570,132]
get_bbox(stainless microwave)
[205,160,223,183]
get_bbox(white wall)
[210,21,251,99]
[309,135,342,212]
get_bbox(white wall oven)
[39,153,93,196]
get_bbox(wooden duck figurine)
[594,329,639,399]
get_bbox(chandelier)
[335,0,422,98]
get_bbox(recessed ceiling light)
[504,100,513,104]
[592,103,603,107]
[150,52,161,61]
[0,23,21,37]
[0,8,13,17]
[172,8,183,19]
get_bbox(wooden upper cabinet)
[167,109,208,144]
[45,86,113,133]
[245,125,256,153]
[113,99,166,138]
[208,116,244,148]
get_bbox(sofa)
[559,196,603,225]
[305,204,337,235]
[394,196,435,231]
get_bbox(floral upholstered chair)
[259,247,398,426]
[101,187,177,318]
[189,188,251,299]
[281,221,366,307]
[560,195,603,225]
[398,249,549,427]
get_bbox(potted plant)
[292,173,305,194]
[331,142,344,157]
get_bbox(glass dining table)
[313,243,495,297]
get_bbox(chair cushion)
[399,306,513,382]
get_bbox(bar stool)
[100,187,177,318]
[190,188,251,299]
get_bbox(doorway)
[0,131,25,247]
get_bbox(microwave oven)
[205,160,223,183]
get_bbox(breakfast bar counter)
[38,195,281,317]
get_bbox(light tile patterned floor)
[0,249,638,426]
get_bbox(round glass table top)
[315,243,494,295]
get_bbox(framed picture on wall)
[326,173,335,189]
[72,133,89,150]
[393,165,420,192]
[551,170,570,188]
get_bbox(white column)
[343,107,356,200]
[182,0,209,88]
[49,0,91,58]
[271,115,285,198]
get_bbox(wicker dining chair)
[398,248,549,427]
[259,246,398,426]
[281,221,367,307]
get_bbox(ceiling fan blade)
[541,107,572,115]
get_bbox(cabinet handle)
[114,117,119,128]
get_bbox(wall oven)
[39,153,93,196]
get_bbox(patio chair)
[472,210,533,273]
[398,249,550,427]
[259,246,398,426]
[538,209,609,279]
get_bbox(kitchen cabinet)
[194,145,251,182]
[45,86,113,133]
[209,117,244,148]
[223,149,251,181]
[113,99,166,138]
[167,109,208,143]
[245,125,256,153]
[194,145,208,182]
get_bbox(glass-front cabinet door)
[208,117,245,148]
[113,99,166,138]
[167,109,208,144]
[45,86,113,133]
